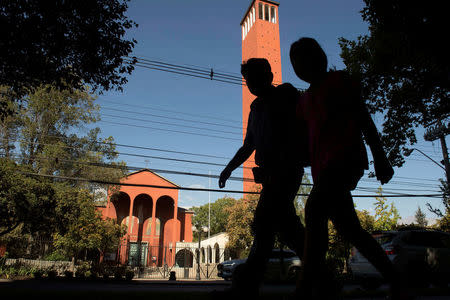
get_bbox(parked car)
[217,248,301,282]
[349,229,450,288]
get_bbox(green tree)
[0,85,127,258]
[192,196,236,237]
[53,188,126,261]
[373,187,400,231]
[339,1,449,167]
[0,0,137,119]
[427,179,450,232]
[356,209,376,233]
[414,206,428,227]
[0,88,22,157]
[225,193,259,258]
[0,159,56,237]
[15,85,127,189]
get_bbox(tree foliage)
[0,84,127,260]
[0,85,127,189]
[427,179,450,232]
[339,0,449,167]
[225,192,259,258]
[53,188,126,261]
[414,206,428,227]
[191,196,236,237]
[0,159,55,237]
[373,187,400,231]
[0,0,137,118]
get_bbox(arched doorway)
[175,249,194,268]
[110,192,130,225]
[130,194,153,267]
[155,196,175,266]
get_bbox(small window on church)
[264,4,269,21]
[271,6,276,23]
[258,3,263,19]
[155,218,161,236]
[252,7,256,23]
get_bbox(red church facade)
[98,169,193,267]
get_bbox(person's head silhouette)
[241,58,273,97]
[290,37,327,84]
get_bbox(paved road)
[1,279,449,299]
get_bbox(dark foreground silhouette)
[289,37,407,299]
[217,58,308,297]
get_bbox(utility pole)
[424,121,450,185]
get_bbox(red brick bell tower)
[241,0,282,193]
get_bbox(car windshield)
[405,231,450,248]
[374,233,395,245]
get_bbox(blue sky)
[93,0,448,222]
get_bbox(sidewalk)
[1,278,448,299]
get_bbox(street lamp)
[192,225,208,280]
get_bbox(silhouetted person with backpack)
[289,37,409,299]
[218,58,308,297]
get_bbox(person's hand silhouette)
[374,155,394,184]
[219,169,231,188]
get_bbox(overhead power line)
[124,56,304,90]
[3,135,443,188]
[99,120,242,141]
[20,171,444,199]
[7,152,444,196]
[97,98,241,125]
[100,108,242,133]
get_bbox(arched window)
[121,216,139,234]
[144,218,152,235]
[155,218,161,236]
[201,248,205,263]
[214,243,220,263]
[207,246,212,263]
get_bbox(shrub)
[75,261,91,279]
[64,270,73,279]
[33,269,44,279]
[114,266,126,280]
[47,269,58,279]
[45,251,68,261]
[75,268,85,279]
[125,270,134,281]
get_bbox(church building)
[98,169,194,267]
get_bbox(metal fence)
[118,244,233,279]
[2,243,235,280]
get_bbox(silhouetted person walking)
[289,37,403,299]
[218,58,307,297]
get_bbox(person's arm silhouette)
[355,92,394,184]
[219,143,254,188]
[219,110,255,188]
